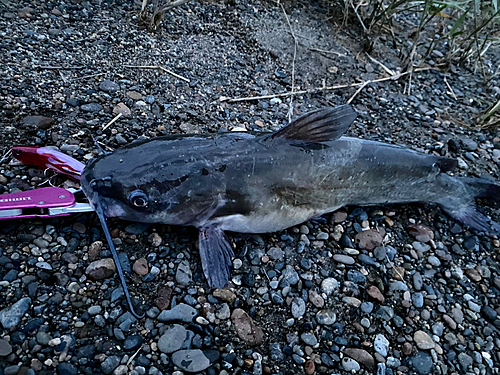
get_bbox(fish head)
[80,156,164,222]
[80,150,221,226]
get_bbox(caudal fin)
[439,177,500,236]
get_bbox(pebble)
[343,348,375,370]
[291,298,306,318]
[281,265,300,286]
[23,115,54,129]
[316,309,336,325]
[157,303,197,323]
[374,334,389,357]
[0,338,12,356]
[407,351,434,374]
[308,289,324,308]
[414,330,435,350]
[333,254,355,265]
[412,292,424,308]
[367,285,385,303]
[354,229,383,250]
[123,335,143,351]
[81,103,103,112]
[99,80,120,92]
[158,324,188,353]
[171,350,218,372]
[133,258,149,276]
[85,258,116,280]
[101,355,120,374]
[321,277,339,295]
[458,352,473,370]
[175,260,192,285]
[231,308,264,345]
[88,305,102,315]
[300,333,317,346]
[0,297,31,329]
[342,357,361,371]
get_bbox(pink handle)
[0,187,75,220]
[12,146,84,181]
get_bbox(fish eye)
[128,190,149,208]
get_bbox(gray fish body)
[81,106,500,288]
[82,134,463,230]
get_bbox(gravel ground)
[1,0,500,375]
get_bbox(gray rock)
[81,103,103,112]
[171,349,218,372]
[280,265,299,286]
[432,322,444,336]
[413,272,423,290]
[291,298,306,318]
[462,138,478,151]
[316,309,336,325]
[4,366,20,375]
[374,334,389,357]
[270,342,284,361]
[300,333,317,346]
[342,357,360,372]
[389,281,408,293]
[427,256,441,267]
[361,302,374,313]
[333,254,355,265]
[412,292,424,308]
[321,278,339,295]
[458,352,473,370]
[158,324,188,353]
[175,260,192,286]
[0,297,31,329]
[57,362,77,375]
[88,306,102,315]
[101,355,120,374]
[374,306,394,321]
[157,303,197,323]
[413,241,430,252]
[407,352,433,375]
[0,338,12,356]
[99,80,120,93]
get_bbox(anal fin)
[443,205,500,236]
[198,226,234,288]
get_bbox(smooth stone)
[316,309,336,325]
[333,254,355,265]
[407,351,433,374]
[171,349,218,372]
[231,308,264,346]
[374,334,389,357]
[343,348,375,370]
[157,303,197,323]
[176,260,193,286]
[321,278,339,295]
[158,324,188,353]
[0,338,13,356]
[414,330,435,350]
[291,298,306,318]
[0,297,31,329]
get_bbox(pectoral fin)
[198,226,235,288]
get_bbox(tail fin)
[439,177,500,236]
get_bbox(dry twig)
[280,4,298,123]
[443,76,458,101]
[221,67,433,103]
[102,113,123,131]
[366,53,395,76]
[124,65,189,82]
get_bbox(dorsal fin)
[272,105,357,142]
